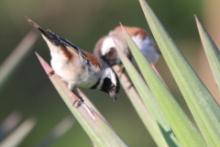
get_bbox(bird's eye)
[109,47,115,51]
[107,48,116,56]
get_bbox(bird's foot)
[72,98,84,108]
[127,83,133,90]
[71,88,84,108]
[117,66,125,78]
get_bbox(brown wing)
[27,18,81,61]
[84,51,102,69]
[113,25,147,39]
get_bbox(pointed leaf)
[139,0,220,146]
[114,44,176,146]
[196,17,220,92]
[120,25,205,147]
[36,53,127,147]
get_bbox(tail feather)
[26,17,81,52]
[26,17,40,29]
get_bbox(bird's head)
[94,33,129,66]
[96,65,120,101]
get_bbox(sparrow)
[94,25,160,66]
[27,18,120,101]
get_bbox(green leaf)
[36,54,127,147]
[113,65,178,147]
[196,16,220,92]
[120,25,205,147]
[114,52,172,147]
[139,0,220,146]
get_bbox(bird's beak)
[108,90,117,102]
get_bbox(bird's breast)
[50,55,101,89]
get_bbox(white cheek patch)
[101,37,116,55]
[97,67,117,89]
[105,67,117,86]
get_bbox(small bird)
[27,18,120,101]
[94,25,160,66]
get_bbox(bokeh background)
[0,0,220,146]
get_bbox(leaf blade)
[196,16,220,92]
[113,53,172,147]
[139,0,220,146]
[36,54,127,147]
[120,24,205,147]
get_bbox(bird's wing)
[27,17,101,68]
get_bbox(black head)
[101,77,120,102]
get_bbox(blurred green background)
[0,0,217,146]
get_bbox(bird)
[94,25,160,66]
[27,18,120,102]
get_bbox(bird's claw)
[72,98,84,108]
